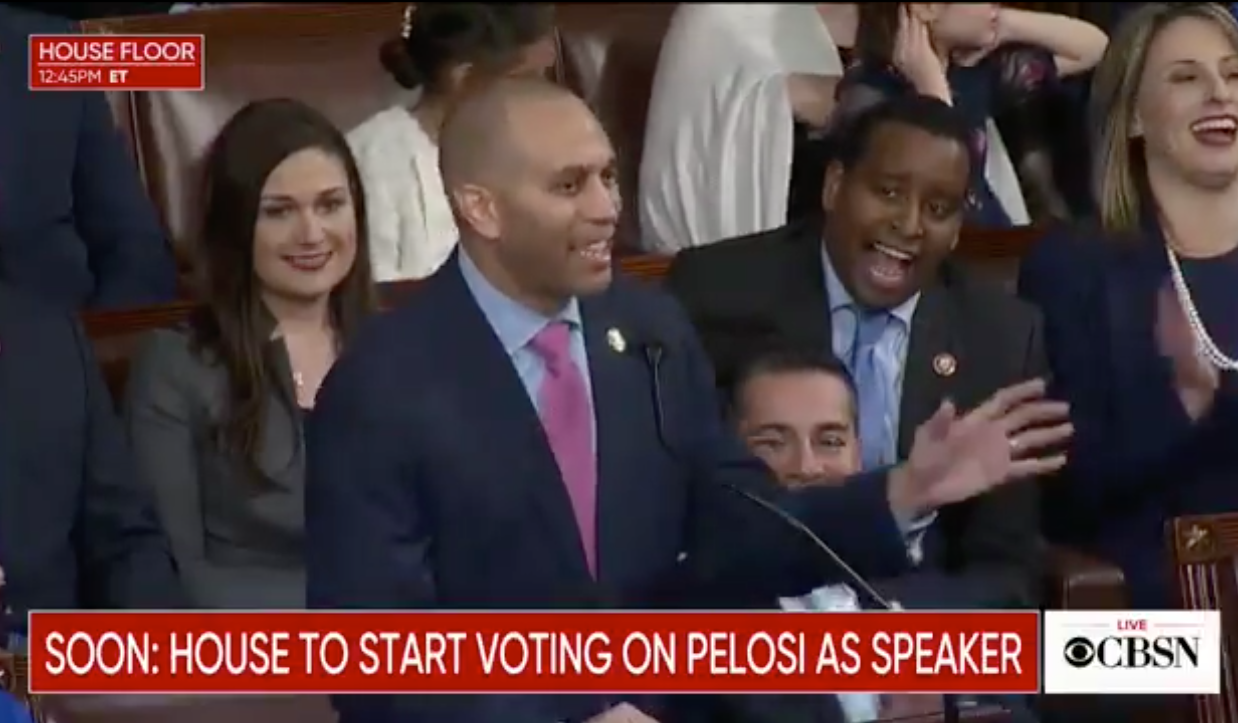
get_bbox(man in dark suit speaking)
[304,77,1071,723]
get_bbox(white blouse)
[639,4,844,253]
[347,105,459,282]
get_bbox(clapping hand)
[891,379,1071,518]
[1156,284,1219,420]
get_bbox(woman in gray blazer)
[124,99,377,609]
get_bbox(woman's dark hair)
[193,98,377,483]
[854,4,905,64]
[379,3,556,91]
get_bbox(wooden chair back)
[84,2,678,262]
[82,4,409,261]
[1169,513,1238,723]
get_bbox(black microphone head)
[616,324,668,360]
[643,335,667,354]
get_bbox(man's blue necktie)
[851,311,892,471]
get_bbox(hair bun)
[379,37,423,89]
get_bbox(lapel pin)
[933,353,957,378]
[607,328,626,354]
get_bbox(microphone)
[634,335,975,722]
[632,335,895,612]
[634,336,1032,723]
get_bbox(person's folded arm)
[997,8,1108,78]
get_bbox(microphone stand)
[943,694,961,723]
[642,340,894,608]
[640,340,978,723]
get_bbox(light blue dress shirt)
[822,250,916,468]
[776,250,939,722]
[458,250,597,444]
[821,248,935,554]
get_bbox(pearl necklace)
[1166,245,1238,370]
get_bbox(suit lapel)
[773,229,833,353]
[896,281,962,566]
[579,291,648,587]
[897,283,961,459]
[1103,229,1169,422]
[434,264,592,581]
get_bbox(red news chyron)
[27,611,1040,695]
[27,35,205,91]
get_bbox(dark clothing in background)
[1,3,175,19]
[0,4,179,309]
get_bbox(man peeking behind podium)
[304,76,1072,723]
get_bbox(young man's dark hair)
[834,92,976,179]
[728,346,857,421]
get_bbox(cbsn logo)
[27,34,205,91]
[1042,611,1221,695]
[1062,617,1200,669]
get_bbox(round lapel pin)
[607,328,626,353]
[932,353,957,378]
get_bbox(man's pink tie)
[530,321,598,577]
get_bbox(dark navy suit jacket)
[666,225,1045,612]
[305,256,914,723]
[0,283,182,630]
[0,5,177,310]
[1019,223,1238,607]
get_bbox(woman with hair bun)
[348,3,557,282]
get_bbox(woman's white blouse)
[347,105,459,282]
